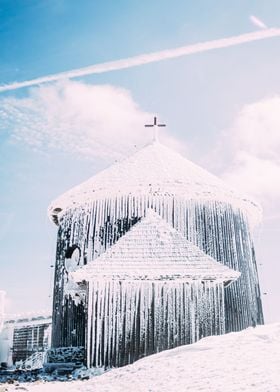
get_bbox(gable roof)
[72,209,240,284]
[48,141,261,225]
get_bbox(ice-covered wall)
[50,141,263,360]
[86,280,225,368]
[51,195,263,350]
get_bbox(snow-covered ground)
[6,323,280,392]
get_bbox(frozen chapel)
[48,139,264,368]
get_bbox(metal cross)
[145,116,166,142]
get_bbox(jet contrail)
[1,28,280,93]
[250,15,267,30]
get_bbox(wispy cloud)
[222,96,280,203]
[1,29,280,93]
[0,80,179,160]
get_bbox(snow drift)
[7,322,280,392]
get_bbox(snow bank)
[7,323,280,392]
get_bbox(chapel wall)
[51,195,264,350]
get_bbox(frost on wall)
[51,196,263,353]
[86,280,225,368]
[50,142,263,355]
[72,211,239,368]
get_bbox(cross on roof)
[145,116,166,142]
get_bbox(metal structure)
[0,314,51,366]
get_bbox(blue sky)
[0,0,280,322]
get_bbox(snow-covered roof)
[48,141,261,225]
[3,311,52,324]
[72,210,240,283]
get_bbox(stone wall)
[47,346,85,365]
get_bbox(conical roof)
[48,141,261,224]
[72,210,240,283]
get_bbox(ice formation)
[72,210,240,282]
[48,141,261,227]
[49,140,264,366]
[72,211,239,367]
[86,280,227,368]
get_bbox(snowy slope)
[8,323,280,392]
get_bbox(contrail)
[1,28,280,93]
[250,15,267,30]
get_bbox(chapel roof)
[48,141,261,225]
[72,209,240,284]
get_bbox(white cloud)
[0,80,177,161]
[223,152,280,199]
[222,96,280,203]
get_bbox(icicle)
[51,193,263,359]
